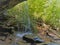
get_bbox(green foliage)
[5,0,60,32]
[7,1,29,25]
[28,0,60,29]
[6,1,38,33]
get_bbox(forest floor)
[0,23,60,45]
[37,23,60,43]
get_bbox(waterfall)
[15,2,32,33]
[24,2,32,33]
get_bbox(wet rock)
[33,37,44,43]
[22,35,44,43]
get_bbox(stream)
[11,32,60,45]
[0,31,60,45]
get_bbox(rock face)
[0,0,26,14]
